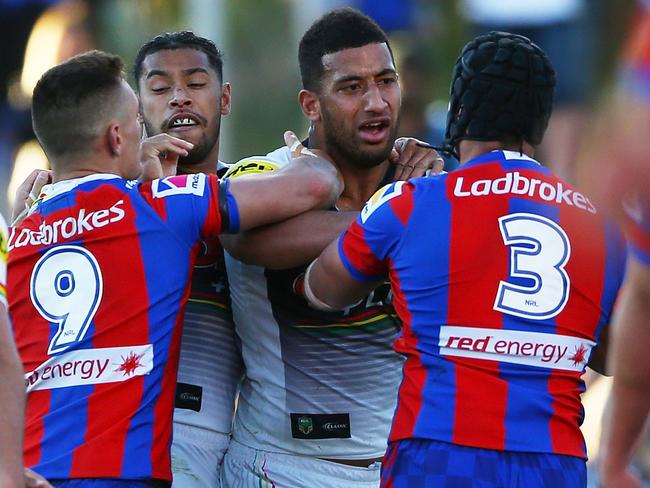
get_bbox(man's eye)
[379,77,397,86]
[188,83,206,89]
[342,84,362,93]
[151,86,169,93]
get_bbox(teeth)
[172,117,197,127]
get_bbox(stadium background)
[0,0,645,486]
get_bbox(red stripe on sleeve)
[389,183,415,226]
[202,175,223,236]
[341,222,386,278]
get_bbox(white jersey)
[173,161,243,434]
[224,146,404,459]
[0,213,7,307]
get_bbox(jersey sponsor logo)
[453,171,597,214]
[361,182,405,223]
[151,173,206,198]
[223,159,279,179]
[24,344,153,392]
[175,382,203,412]
[290,413,351,439]
[8,200,126,250]
[438,326,595,371]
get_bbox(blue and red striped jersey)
[7,172,237,481]
[338,150,627,459]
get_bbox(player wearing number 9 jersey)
[304,32,627,487]
[6,51,341,487]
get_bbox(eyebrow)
[333,68,397,85]
[145,67,211,80]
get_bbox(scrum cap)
[443,31,556,157]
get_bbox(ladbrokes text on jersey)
[8,200,126,250]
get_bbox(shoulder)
[224,146,291,179]
[141,173,211,199]
[360,181,418,225]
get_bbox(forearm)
[305,240,380,311]
[230,155,342,232]
[221,210,356,269]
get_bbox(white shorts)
[171,423,230,488]
[220,439,381,488]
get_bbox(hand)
[284,130,330,161]
[139,134,194,181]
[11,169,51,225]
[284,130,343,200]
[390,137,444,181]
[24,467,53,488]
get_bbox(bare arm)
[220,210,356,269]
[303,238,382,311]
[228,154,342,233]
[599,257,650,488]
[0,305,26,488]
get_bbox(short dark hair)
[133,31,223,89]
[32,50,126,160]
[298,8,391,92]
[443,31,556,157]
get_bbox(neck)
[178,142,220,175]
[50,155,121,183]
[309,127,390,211]
[457,140,535,165]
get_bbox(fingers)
[141,134,194,160]
[12,169,51,223]
[391,137,445,181]
[31,170,52,199]
[284,130,316,158]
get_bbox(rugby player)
[220,8,441,487]
[134,31,241,488]
[304,31,627,487]
[7,50,341,488]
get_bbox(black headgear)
[443,31,556,158]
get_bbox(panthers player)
[304,32,627,487]
[134,31,241,488]
[220,8,441,488]
[0,212,29,488]
[8,51,341,487]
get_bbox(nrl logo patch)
[297,416,313,435]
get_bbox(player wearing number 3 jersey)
[6,52,341,487]
[304,32,627,487]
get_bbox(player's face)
[118,80,144,180]
[318,43,400,168]
[138,48,230,171]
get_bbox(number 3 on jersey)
[494,213,571,320]
[30,246,103,354]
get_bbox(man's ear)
[299,89,320,123]
[106,122,122,156]
[221,82,232,116]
